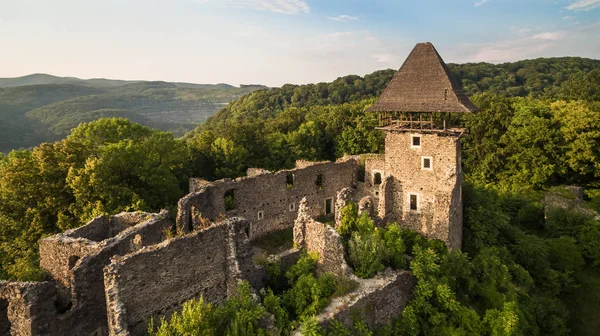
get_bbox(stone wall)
[313,270,416,330]
[6,211,174,336]
[383,132,462,249]
[104,218,256,336]
[293,198,352,277]
[544,190,600,221]
[0,281,57,336]
[179,159,359,239]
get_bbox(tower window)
[257,211,264,220]
[286,173,294,189]
[289,203,295,212]
[408,193,419,212]
[421,156,433,170]
[411,135,421,148]
[373,172,382,185]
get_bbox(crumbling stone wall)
[293,198,352,277]
[179,159,359,239]
[7,211,174,336]
[544,189,600,221]
[312,270,416,330]
[0,281,57,336]
[104,218,256,336]
[383,132,462,249]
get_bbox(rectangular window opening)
[315,174,323,190]
[421,156,432,170]
[409,193,419,212]
[357,164,366,182]
[411,135,421,148]
[286,173,294,189]
[373,172,382,185]
[224,189,235,211]
[324,198,333,215]
[289,203,295,212]
[257,211,264,220]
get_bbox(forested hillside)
[1,56,600,335]
[0,76,266,152]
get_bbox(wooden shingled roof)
[367,42,478,113]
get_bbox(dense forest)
[1,56,600,334]
[0,75,266,152]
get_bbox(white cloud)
[563,15,575,20]
[475,0,490,7]
[531,31,567,40]
[231,0,310,14]
[566,0,600,11]
[327,15,359,22]
[462,31,568,63]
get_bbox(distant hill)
[0,74,267,152]
[0,73,241,89]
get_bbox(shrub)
[577,219,600,268]
[286,251,319,284]
[148,281,266,336]
[348,230,386,278]
[382,223,407,269]
[337,202,358,236]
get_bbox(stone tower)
[367,42,478,250]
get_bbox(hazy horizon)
[1,0,599,87]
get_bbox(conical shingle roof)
[367,42,478,113]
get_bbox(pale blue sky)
[1,0,599,86]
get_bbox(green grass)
[252,227,294,255]
[563,268,600,335]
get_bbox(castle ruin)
[0,42,476,335]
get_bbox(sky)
[0,0,599,87]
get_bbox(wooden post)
[419,113,423,130]
[430,113,433,130]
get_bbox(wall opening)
[373,172,382,185]
[289,203,295,212]
[286,173,294,189]
[409,193,419,212]
[357,164,365,182]
[411,135,421,148]
[444,88,448,101]
[257,211,264,220]
[421,156,433,170]
[0,298,10,336]
[224,189,235,211]
[55,296,73,315]
[68,255,80,270]
[315,174,323,190]
[325,198,333,215]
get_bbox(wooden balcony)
[375,112,466,135]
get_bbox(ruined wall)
[544,190,600,221]
[179,159,359,239]
[104,218,256,336]
[384,132,462,249]
[293,198,352,277]
[27,211,172,336]
[313,270,416,330]
[0,281,57,336]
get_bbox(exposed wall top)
[367,42,478,114]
